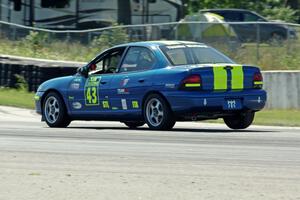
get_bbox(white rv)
[0,0,182,29]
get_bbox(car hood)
[37,76,74,92]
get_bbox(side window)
[165,48,187,65]
[221,12,243,22]
[243,13,263,22]
[89,48,125,74]
[120,47,155,73]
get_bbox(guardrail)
[0,55,82,91]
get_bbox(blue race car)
[35,41,266,130]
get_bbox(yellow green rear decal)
[231,66,244,90]
[213,67,227,90]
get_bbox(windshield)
[160,45,234,66]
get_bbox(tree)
[183,0,299,23]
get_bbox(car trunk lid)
[183,64,261,91]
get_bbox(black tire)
[143,94,176,130]
[223,112,255,130]
[43,92,71,128]
[123,121,145,129]
[269,32,284,45]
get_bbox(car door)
[67,47,126,117]
[109,46,157,118]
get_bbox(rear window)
[160,45,234,66]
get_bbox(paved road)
[0,106,299,200]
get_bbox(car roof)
[200,8,254,13]
[114,40,204,48]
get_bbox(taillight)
[180,74,201,90]
[253,72,263,89]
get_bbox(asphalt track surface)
[0,106,299,200]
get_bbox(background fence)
[0,20,299,70]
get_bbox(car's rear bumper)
[162,89,266,118]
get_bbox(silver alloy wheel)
[146,98,164,127]
[44,96,60,124]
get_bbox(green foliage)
[184,0,299,23]
[92,23,129,50]
[22,31,50,53]
[14,74,28,91]
[262,6,298,23]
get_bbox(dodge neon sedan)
[35,41,266,130]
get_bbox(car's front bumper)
[34,91,45,115]
[162,89,267,118]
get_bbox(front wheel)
[223,112,255,130]
[143,94,176,130]
[43,92,71,128]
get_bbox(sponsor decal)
[85,76,101,106]
[112,107,118,110]
[258,96,261,103]
[73,77,82,82]
[132,101,139,109]
[68,96,75,100]
[117,88,129,94]
[121,78,129,87]
[121,99,127,110]
[165,83,175,88]
[70,83,80,90]
[102,101,110,109]
[72,102,82,109]
[203,98,207,106]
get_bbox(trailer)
[0,0,182,29]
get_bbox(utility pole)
[75,0,79,29]
[29,0,34,26]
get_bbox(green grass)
[0,88,299,127]
[207,109,300,127]
[253,109,300,127]
[0,88,35,109]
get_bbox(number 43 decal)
[85,77,100,106]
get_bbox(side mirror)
[76,66,88,78]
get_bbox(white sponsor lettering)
[121,99,127,110]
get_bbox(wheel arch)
[41,89,69,116]
[142,91,173,114]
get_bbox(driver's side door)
[67,47,126,117]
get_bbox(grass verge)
[0,88,35,109]
[0,88,299,127]
[207,109,300,127]
[253,109,300,127]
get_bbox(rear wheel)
[223,112,255,130]
[123,121,145,129]
[43,92,71,128]
[144,94,176,130]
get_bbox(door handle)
[138,79,145,83]
[100,81,107,84]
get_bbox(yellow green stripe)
[213,67,227,90]
[254,81,263,85]
[231,66,244,90]
[185,83,201,87]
